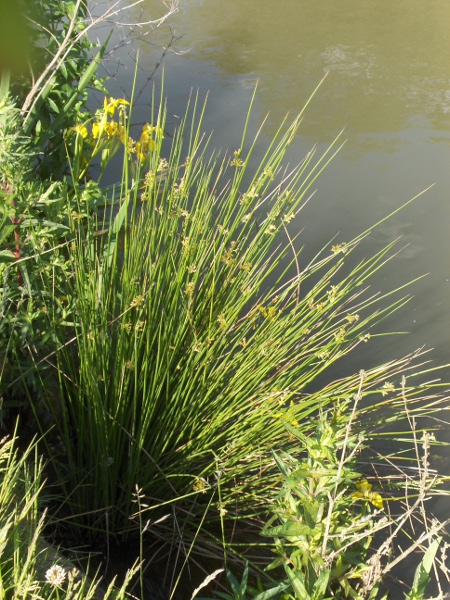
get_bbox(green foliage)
[0,96,72,409]
[203,400,444,600]
[261,400,384,600]
[406,539,441,600]
[195,564,287,600]
[0,0,107,409]
[0,429,137,598]
[0,3,448,598]
[41,88,446,553]
[11,0,106,181]
[0,0,106,278]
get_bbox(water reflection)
[92,0,450,367]
[120,0,450,148]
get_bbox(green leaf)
[264,521,315,538]
[253,583,289,600]
[77,38,110,94]
[0,250,16,263]
[60,61,68,80]
[285,565,310,600]
[284,420,309,443]
[0,222,17,245]
[226,565,247,600]
[312,570,330,600]
[19,218,40,227]
[339,577,362,600]
[0,69,10,102]
[47,96,60,114]
[266,556,288,571]
[240,564,249,596]
[272,451,291,478]
[288,464,313,479]
[406,537,441,600]
[302,500,322,529]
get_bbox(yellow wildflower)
[67,124,88,138]
[104,120,120,137]
[352,479,384,509]
[104,97,129,116]
[135,126,158,161]
[92,122,101,138]
[141,123,155,141]
[135,141,146,163]
[140,123,163,145]
[143,137,157,152]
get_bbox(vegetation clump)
[0,1,449,599]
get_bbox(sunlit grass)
[0,428,138,598]
[36,89,448,559]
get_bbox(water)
[92,0,450,367]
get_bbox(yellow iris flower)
[67,124,88,138]
[92,122,100,139]
[103,97,130,117]
[352,479,384,509]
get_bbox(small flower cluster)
[66,97,164,180]
[135,124,164,163]
[45,565,66,587]
[257,304,278,321]
[352,479,384,509]
[230,148,244,167]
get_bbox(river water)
[93,0,450,370]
